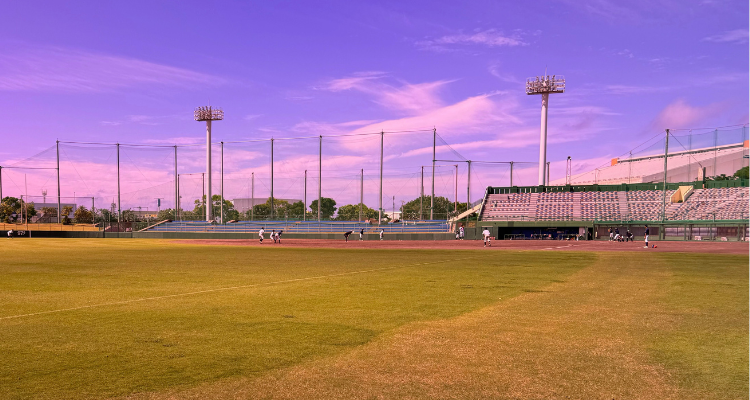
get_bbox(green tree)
[0,197,22,223]
[400,195,467,220]
[74,206,93,223]
[336,203,378,221]
[61,205,74,225]
[733,166,749,180]
[157,208,175,221]
[286,201,306,219]
[309,197,337,220]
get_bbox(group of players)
[257,228,283,244]
[609,225,652,248]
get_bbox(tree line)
[1,193,475,224]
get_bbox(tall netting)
[568,125,749,185]
[4,125,744,227]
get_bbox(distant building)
[231,198,302,213]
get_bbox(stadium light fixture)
[526,74,565,186]
[194,106,224,222]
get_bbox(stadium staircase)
[571,192,582,220]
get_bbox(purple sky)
[1,1,748,212]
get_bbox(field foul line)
[0,255,487,321]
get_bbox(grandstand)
[481,183,748,222]
[551,141,748,186]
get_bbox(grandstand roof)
[552,142,749,186]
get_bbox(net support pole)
[251,172,254,221]
[454,164,458,212]
[420,166,424,220]
[318,135,323,222]
[467,161,471,211]
[56,140,61,223]
[510,161,513,187]
[692,129,693,183]
[661,129,669,222]
[177,174,180,222]
[360,168,363,223]
[116,143,121,224]
[220,141,224,224]
[92,197,95,223]
[0,166,3,201]
[713,129,718,177]
[174,145,178,220]
[303,170,307,221]
[379,130,384,224]
[205,121,212,222]
[270,138,274,220]
[431,128,436,220]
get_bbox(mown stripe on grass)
[0,255,488,321]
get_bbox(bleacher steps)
[572,192,582,220]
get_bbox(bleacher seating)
[668,187,749,221]
[479,186,748,222]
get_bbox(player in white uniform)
[482,228,491,247]
[258,227,265,243]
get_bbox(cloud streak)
[0,45,226,92]
[702,29,749,44]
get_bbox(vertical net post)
[56,140,61,223]
[270,138,274,220]
[116,143,121,224]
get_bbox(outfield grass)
[0,239,746,399]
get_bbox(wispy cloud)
[702,29,749,44]
[650,99,725,130]
[417,29,526,52]
[320,73,453,115]
[0,45,226,92]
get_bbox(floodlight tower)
[194,106,224,222]
[526,74,565,185]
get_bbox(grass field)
[0,239,746,399]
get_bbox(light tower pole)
[526,74,565,186]
[194,106,224,222]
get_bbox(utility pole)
[304,170,307,222]
[194,106,223,222]
[0,166,3,201]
